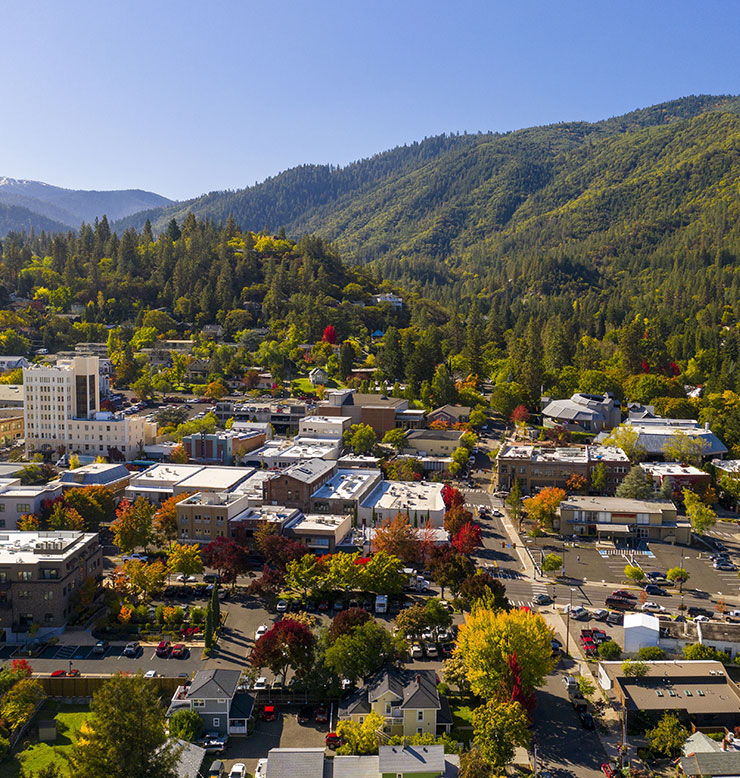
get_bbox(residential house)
[660,621,740,661]
[427,405,471,426]
[339,667,452,737]
[167,669,253,736]
[0,357,29,372]
[372,292,404,310]
[309,367,329,386]
[557,495,689,543]
[495,444,630,494]
[542,392,621,433]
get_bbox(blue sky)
[1,1,738,200]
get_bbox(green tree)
[541,553,563,573]
[598,640,621,660]
[578,676,595,698]
[683,643,722,661]
[615,467,655,500]
[168,709,203,742]
[624,565,644,583]
[67,673,179,778]
[646,712,689,758]
[166,542,204,578]
[346,423,377,455]
[358,551,405,595]
[382,428,407,451]
[603,426,646,464]
[285,554,321,598]
[663,430,708,466]
[505,479,523,530]
[591,462,607,495]
[638,646,666,660]
[621,659,649,678]
[472,700,530,771]
[335,711,384,755]
[324,621,397,682]
[430,364,457,407]
[683,488,716,534]
[666,567,689,585]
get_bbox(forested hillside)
[0,203,69,236]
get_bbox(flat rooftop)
[312,469,381,501]
[301,415,351,425]
[175,466,255,492]
[560,496,675,513]
[361,480,445,513]
[497,444,629,463]
[641,462,707,477]
[290,513,350,532]
[0,531,96,564]
[129,464,204,488]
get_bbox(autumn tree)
[113,498,155,553]
[284,554,321,598]
[335,711,383,755]
[202,536,250,585]
[153,493,193,543]
[250,619,315,682]
[566,473,587,493]
[522,487,566,531]
[459,572,510,611]
[683,488,717,534]
[357,551,405,595]
[429,548,475,598]
[324,621,396,682]
[444,503,473,536]
[663,430,707,466]
[371,514,420,565]
[120,560,167,602]
[168,444,189,464]
[64,485,116,531]
[456,607,553,699]
[647,712,689,758]
[167,542,204,578]
[472,700,530,771]
[328,607,371,642]
[451,522,482,554]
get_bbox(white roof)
[175,466,255,492]
[361,480,445,513]
[312,470,381,501]
[624,612,660,631]
[0,530,96,564]
[641,462,707,477]
[129,464,204,488]
[289,513,350,532]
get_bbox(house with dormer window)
[338,667,452,737]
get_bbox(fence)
[34,674,183,699]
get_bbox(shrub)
[599,640,621,660]
[638,646,665,660]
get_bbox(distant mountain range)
[0,177,172,234]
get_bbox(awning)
[595,523,632,534]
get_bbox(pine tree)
[204,602,214,651]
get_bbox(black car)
[606,612,623,626]
[551,639,562,657]
[579,711,595,729]
[297,705,313,724]
[644,584,668,596]
[688,606,712,618]
[203,573,220,584]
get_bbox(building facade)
[263,459,336,512]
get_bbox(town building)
[598,660,740,729]
[285,512,352,554]
[495,444,629,493]
[339,667,452,737]
[601,418,728,460]
[308,367,328,386]
[0,480,63,531]
[660,621,740,661]
[228,505,301,541]
[0,357,30,372]
[243,438,341,469]
[0,385,24,409]
[0,530,103,640]
[49,462,131,499]
[358,481,446,527]
[125,464,253,504]
[403,429,464,457]
[172,466,255,497]
[427,404,471,426]
[298,415,351,439]
[263,459,336,512]
[640,462,711,492]
[317,389,424,436]
[310,469,383,515]
[0,410,24,446]
[623,612,660,654]
[557,495,689,543]
[223,399,309,434]
[23,357,156,460]
[167,669,253,736]
[181,429,266,465]
[542,392,622,433]
[231,471,273,506]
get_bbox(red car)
[326,733,343,749]
[171,644,187,659]
[156,640,172,657]
[51,669,80,677]
[262,705,278,722]
[611,590,637,600]
[602,764,617,778]
[315,705,329,724]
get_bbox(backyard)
[0,702,90,778]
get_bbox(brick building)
[316,389,424,437]
[263,459,336,512]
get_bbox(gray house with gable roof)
[167,669,254,736]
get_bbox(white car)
[641,602,666,613]
[229,764,246,778]
[252,676,268,691]
[410,643,423,659]
[144,670,157,678]
[254,759,268,778]
[694,615,710,623]
[425,643,438,658]
[176,574,197,583]
[276,600,288,612]
[255,624,269,641]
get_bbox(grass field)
[0,703,90,778]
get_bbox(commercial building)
[660,621,740,661]
[298,415,351,439]
[263,459,336,512]
[623,612,660,654]
[0,385,24,409]
[181,429,266,465]
[243,438,341,469]
[640,462,711,492]
[542,392,622,433]
[228,505,301,541]
[23,357,156,460]
[221,399,309,434]
[358,481,446,527]
[557,495,689,543]
[126,464,206,504]
[317,389,424,436]
[172,466,255,497]
[0,530,103,640]
[495,444,630,494]
[0,480,63,531]
[310,469,383,515]
[403,429,464,457]
[0,410,24,446]
[50,462,131,499]
[598,660,740,729]
[285,512,352,554]
[601,418,728,460]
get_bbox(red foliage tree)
[441,484,465,511]
[258,534,307,571]
[328,607,371,642]
[11,659,32,677]
[248,564,285,596]
[201,537,250,585]
[510,405,530,424]
[451,522,482,554]
[322,325,337,345]
[249,618,315,680]
[506,652,537,719]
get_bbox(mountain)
[112,94,740,297]
[0,202,70,236]
[0,177,173,233]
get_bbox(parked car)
[208,759,225,778]
[644,584,668,596]
[144,670,157,678]
[171,644,188,659]
[563,675,578,690]
[203,573,220,584]
[591,609,609,621]
[93,640,109,654]
[123,641,141,657]
[326,733,343,749]
[255,625,269,641]
[606,612,624,626]
[688,606,712,618]
[611,590,637,600]
[51,669,79,677]
[564,605,589,620]
[261,705,278,722]
[645,571,667,581]
[202,733,228,752]
[425,643,438,658]
[694,615,711,623]
[229,765,246,778]
[532,593,552,606]
[252,677,268,691]
[410,643,424,659]
[715,561,737,571]
[156,640,172,657]
[276,600,288,612]
[315,704,329,723]
[254,760,267,778]
[551,638,562,657]
[580,711,595,729]
[298,705,313,724]
[176,574,197,583]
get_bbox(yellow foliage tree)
[336,710,384,755]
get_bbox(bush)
[599,640,621,660]
[683,643,728,662]
[638,646,666,660]
[155,604,165,626]
[169,709,203,742]
[437,682,450,696]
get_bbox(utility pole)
[565,588,574,657]
[680,545,686,613]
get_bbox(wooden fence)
[34,674,183,699]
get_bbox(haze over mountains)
[5,94,740,303]
[0,177,172,235]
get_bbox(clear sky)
[1,1,738,201]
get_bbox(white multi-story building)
[23,357,156,460]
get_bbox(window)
[0,505,5,512]
[217,699,226,704]
[192,699,205,708]
[212,718,220,727]
[417,710,423,721]
[18,571,32,581]
[43,591,54,601]
[385,703,392,715]
[417,728,423,735]
[40,569,59,580]
[16,504,30,513]
[636,513,649,524]
[44,613,53,623]
[17,590,30,599]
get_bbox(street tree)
[451,523,482,555]
[429,549,475,598]
[458,748,492,778]
[67,672,179,778]
[505,479,523,530]
[113,498,155,554]
[371,514,423,565]
[328,607,371,642]
[666,567,690,584]
[459,572,510,611]
[285,554,321,598]
[166,542,204,578]
[683,488,717,534]
[335,711,384,755]
[153,493,193,543]
[381,428,407,451]
[646,712,689,757]
[202,536,250,585]
[624,565,644,583]
[456,607,553,699]
[250,619,315,682]
[358,551,405,595]
[394,604,430,641]
[121,560,167,602]
[472,700,530,771]
[522,487,566,531]
[322,551,361,595]
[444,503,473,536]
[324,621,396,682]
[603,426,646,463]
[542,553,563,573]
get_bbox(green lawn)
[290,377,344,393]
[0,703,90,778]
[450,700,476,730]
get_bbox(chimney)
[415,674,421,685]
